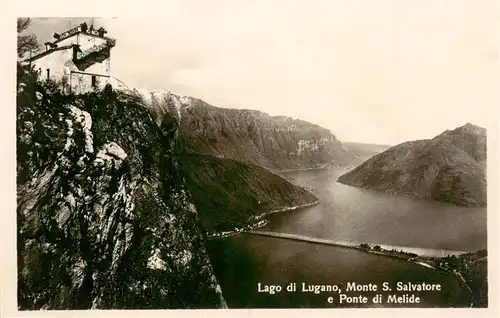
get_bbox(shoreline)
[336,180,487,209]
[266,200,320,215]
[276,165,332,173]
[206,200,320,239]
[276,163,361,174]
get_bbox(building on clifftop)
[24,22,116,94]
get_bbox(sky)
[24,0,497,145]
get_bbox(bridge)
[247,230,359,248]
[246,230,468,258]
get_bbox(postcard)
[1,1,498,317]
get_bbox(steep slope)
[129,89,356,170]
[337,124,487,207]
[16,68,225,309]
[178,153,318,232]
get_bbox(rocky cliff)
[16,66,226,309]
[130,89,356,171]
[337,124,487,207]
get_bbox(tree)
[17,18,40,58]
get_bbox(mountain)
[129,89,357,171]
[17,68,324,309]
[16,67,226,309]
[121,89,320,233]
[337,124,487,207]
[178,152,318,232]
[342,142,391,162]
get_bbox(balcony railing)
[56,25,82,42]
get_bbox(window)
[46,69,50,79]
[91,75,97,88]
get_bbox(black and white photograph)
[3,0,497,315]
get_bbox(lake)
[206,167,487,308]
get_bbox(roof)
[53,23,114,45]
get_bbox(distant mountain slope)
[178,153,318,232]
[342,142,391,162]
[338,124,486,207]
[129,89,357,171]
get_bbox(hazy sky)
[25,0,497,144]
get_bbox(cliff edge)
[16,66,226,309]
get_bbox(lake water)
[206,168,487,308]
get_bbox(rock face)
[178,153,318,232]
[130,89,356,171]
[337,124,487,207]
[16,67,226,309]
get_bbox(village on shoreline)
[206,200,320,239]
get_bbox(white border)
[1,1,499,318]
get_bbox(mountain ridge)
[128,88,358,171]
[126,89,322,233]
[337,123,487,207]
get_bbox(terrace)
[72,37,116,71]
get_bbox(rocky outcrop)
[337,124,487,207]
[129,89,356,171]
[16,68,226,309]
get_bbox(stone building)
[24,22,116,94]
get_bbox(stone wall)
[30,46,111,95]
